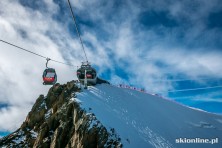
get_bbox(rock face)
[0,81,122,148]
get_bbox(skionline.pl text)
[175,138,219,144]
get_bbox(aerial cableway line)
[67,0,88,63]
[0,39,74,66]
[0,39,76,85]
[165,85,222,93]
[67,0,98,88]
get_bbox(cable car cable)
[0,39,46,59]
[0,39,75,67]
[149,77,222,82]
[67,0,88,62]
[158,85,222,93]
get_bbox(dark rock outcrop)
[0,81,122,148]
[96,77,110,85]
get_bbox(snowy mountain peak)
[0,81,222,148]
[77,84,222,148]
[0,81,121,147]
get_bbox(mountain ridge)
[0,81,122,147]
[0,81,222,148]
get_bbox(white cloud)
[0,0,81,132]
[1,0,222,132]
[0,106,28,131]
[74,0,222,93]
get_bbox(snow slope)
[75,84,222,148]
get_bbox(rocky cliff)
[0,81,122,148]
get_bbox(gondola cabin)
[43,68,57,85]
[77,63,97,85]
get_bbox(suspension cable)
[0,39,75,67]
[150,77,222,82]
[67,0,88,63]
[161,85,222,93]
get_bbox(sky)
[0,0,222,136]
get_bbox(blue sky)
[0,0,222,136]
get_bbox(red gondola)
[43,68,57,85]
[42,58,57,85]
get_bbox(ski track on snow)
[74,84,222,148]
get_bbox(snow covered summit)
[0,81,221,148]
[76,84,222,148]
